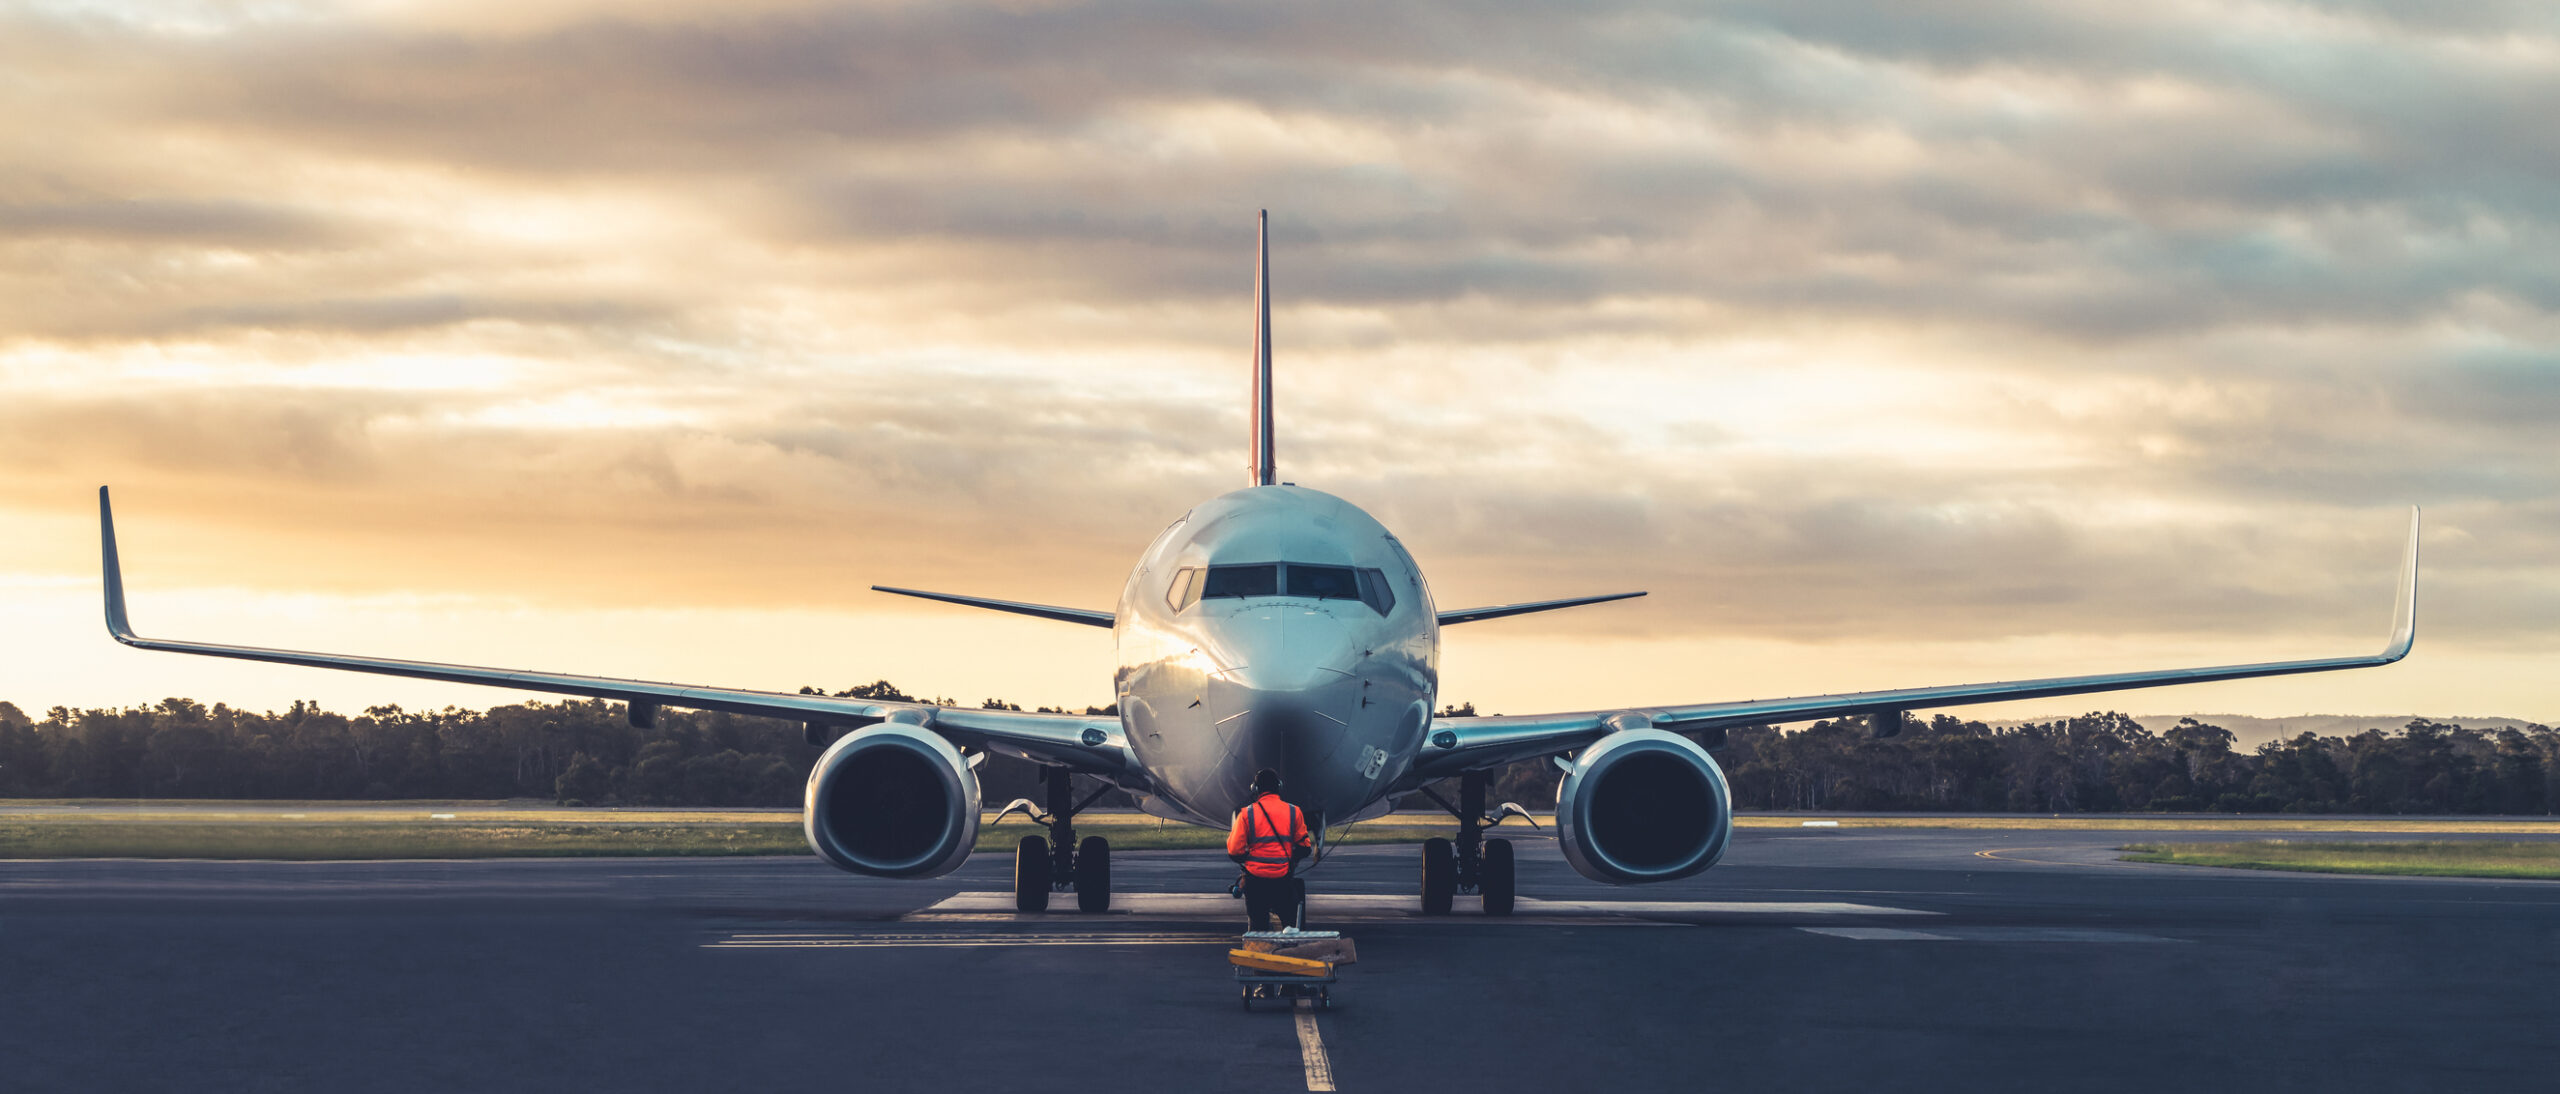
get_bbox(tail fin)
[1249,210,1275,487]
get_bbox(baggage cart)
[1232,930,1346,1011]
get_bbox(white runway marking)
[1800,926,2178,943]
[706,931,1230,950]
[1294,998,1335,1091]
[917,892,1933,921]
[1800,927,1954,941]
[1513,898,1935,918]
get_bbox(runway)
[7,826,2559,1092]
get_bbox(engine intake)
[1555,727,1733,884]
[804,723,980,878]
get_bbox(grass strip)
[0,814,1476,860]
[0,821,808,860]
[2118,839,2560,879]
[11,803,2556,860]
[1736,816,2560,833]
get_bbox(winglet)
[2382,504,2419,661]
[99,485,137,642]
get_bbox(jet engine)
[803,722,980,878]
[1554,726,1733,884]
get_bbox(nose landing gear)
[1415,770,1527,915]
[1000,767,1117,913]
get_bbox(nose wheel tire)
[1074,836,1112,913]
[1014,835,1052,912]
[1420,837,1455,915]
[1481,837,1515,916]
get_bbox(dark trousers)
[1242,874,1304,932]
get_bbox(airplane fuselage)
[1114,485,1438,831]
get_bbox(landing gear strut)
[1416,770,1521,916]
[1004,767,1116,913]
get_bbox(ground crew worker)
[1227,768,1312,931]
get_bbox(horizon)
[7,690,2547,740]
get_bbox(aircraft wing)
[95,488,1135,782]
[1405,507,2419,782]
[870,585,1114,628]
[1436,591,1645,626]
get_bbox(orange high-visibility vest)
[1226,792,1310,878]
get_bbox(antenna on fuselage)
[1249,210,1275,488]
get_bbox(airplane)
[94,211,2421,917]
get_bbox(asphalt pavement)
[5,825,2558,1092]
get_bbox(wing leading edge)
[1408,508,2421,781]
[868,586,1114,628]
[96,487,1135,782]
[1436,591,1646,626]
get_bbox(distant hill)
[1987,714,2551,750]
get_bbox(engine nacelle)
[1555,727,1733,884]
[804,723,980,878]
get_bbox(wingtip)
[2383,504,2420,661]
[99,484,134,641]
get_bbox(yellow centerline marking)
[1294,998,1334,1091]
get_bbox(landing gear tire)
[1014,835,1052,912]
[1481,837,1515,916]
[1075,836,1112,913]
[1420,837,1455,915]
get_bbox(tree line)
[1443,705,2558,816]
[0,682,1105,810]
[1,688,2553,815]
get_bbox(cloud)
[0,0,2554,715]
[0,199,339,245]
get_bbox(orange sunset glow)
[2,1,2553,725]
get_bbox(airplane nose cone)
[1210,604,1362,693]
[1201,604,1369,815]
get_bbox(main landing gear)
[1415,770,1529,916]
[1000,767,1115,913]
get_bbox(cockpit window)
[1170,562,1396,616]
[1286,565,1361,600]
[1200,564,1279,599]
[1355,568,1397,616]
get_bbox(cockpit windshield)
[1168,562,1396,615]
[1199,564,1278,599]
[1286,565,1360,600]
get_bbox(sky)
[1,0,2554,725]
